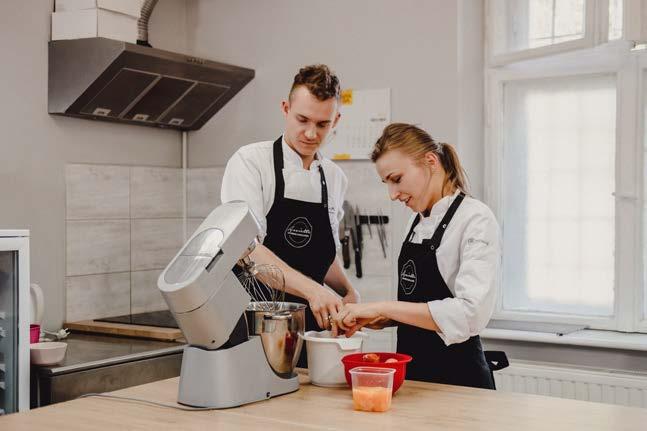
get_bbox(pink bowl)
[30,324,40,343]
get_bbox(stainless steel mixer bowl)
[245,302,306,376]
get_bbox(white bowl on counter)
[300,330,366,387]
[30,341,67,365]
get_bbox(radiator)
[494,360,647,408]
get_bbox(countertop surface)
[32,332,185,375]
[4,372,647,430]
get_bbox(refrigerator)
[0,230,29,414]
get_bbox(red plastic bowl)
[341,352,412,394]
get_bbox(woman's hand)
[334,302,384,336]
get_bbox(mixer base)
[177,337,299,408]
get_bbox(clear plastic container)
[349,367,395,412]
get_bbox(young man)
[221,64,359,364]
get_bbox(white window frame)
[485,42,644,332]
[486,0,606,66]
[635,53,647,331]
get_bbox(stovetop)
[96,310,179,328]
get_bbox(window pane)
[608,0,623,41]
[492,0,586,55]
[501,74,616,316]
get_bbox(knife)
[366,208,373,239]
[341,201,352,269]
[349,225,362,278]
[354,204,363,254]
[377,208,387,258]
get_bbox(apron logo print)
[400,259,417,295]
[284,217,313,248]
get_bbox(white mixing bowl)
[300,330,365,387]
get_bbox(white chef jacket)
[221,136,348,249]
[403,189,501,346]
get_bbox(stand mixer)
[157,201,305,408]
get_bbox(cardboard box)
[55,0,144,18]
[51,9,139,43]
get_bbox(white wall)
[185,0,464,168]
[0,0,188,329]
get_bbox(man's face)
[282,86,340,160]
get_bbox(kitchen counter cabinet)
[31,333,184,407]
[5,372,647,430]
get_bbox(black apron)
[263,137,337,367]
[396,192,494,389]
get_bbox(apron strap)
[426,192,465,251]
[405,192,466,246]
[405,213,422,243]
[272,136,329,207]
[319,165,328,209]
[272,137,285,203]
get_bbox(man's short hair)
[289,64,340,102]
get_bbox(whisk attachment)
[237,256,285,312]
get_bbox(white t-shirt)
[221,137,348,249]
[402,189,501,346]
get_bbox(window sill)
[481,328,647,352]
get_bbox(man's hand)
[305,285,343,336]
[363,316,392,330]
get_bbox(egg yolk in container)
[352,386,392,412]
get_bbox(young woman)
[334,123,501,389]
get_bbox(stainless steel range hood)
[48,37,254,131]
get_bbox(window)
[488,0,627,65]
[491,0,586,52]
[501,74,616,317]
[488,0,593,65]
[486,0,647,331]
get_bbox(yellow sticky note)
[341,89,353,105]
[333,153,351,160]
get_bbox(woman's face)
[375,149,440,213]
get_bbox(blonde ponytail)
[371,123,469,194]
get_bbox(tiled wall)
[186,167,226,232]
[65,164,226,322]
[64,162,398,351]
[65,164,182,322]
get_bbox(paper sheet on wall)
[322,88,391,160]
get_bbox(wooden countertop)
[2,372,646,430]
